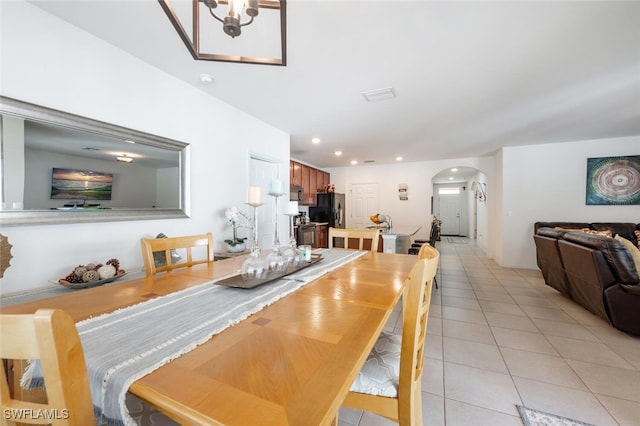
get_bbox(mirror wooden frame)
[0,96,191,226]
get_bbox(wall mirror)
[0,96,190,226]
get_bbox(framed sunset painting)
[50,168,113,200]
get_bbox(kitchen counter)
[375,226,422,254]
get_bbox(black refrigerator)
[309,193,346,228]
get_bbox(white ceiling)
[29,0,640,168]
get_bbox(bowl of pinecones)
[58,258,126,289]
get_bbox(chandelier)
[201,0,259,38]
[158,0,287,65]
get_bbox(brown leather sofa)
[533,222,640,336]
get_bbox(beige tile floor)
[338,237,640,426]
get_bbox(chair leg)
[434,275,439,289]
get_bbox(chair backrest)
[328,228,380,252]
[0,309,95,426]
[398,244,439,405]
[428,221,440,247]
[141,232,214,276]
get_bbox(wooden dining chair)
[141,232,214,276]
[328,228,380,252]
[0,309,96,426]
[343,243,439,425]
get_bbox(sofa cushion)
[537,227,570,239]
[534,222,592,233]
[554,227,590,233]
[615,235,640,277]
[563,232,639,285]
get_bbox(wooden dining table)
[1,250,417,426]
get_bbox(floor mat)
[446,237,467,244]
[517,405,596,426]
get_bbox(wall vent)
[361,87,395,102]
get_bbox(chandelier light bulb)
[201,0,259,38]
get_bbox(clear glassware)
[283,213,299,266]
[283,243,299,267]
[265,247,287,272]
[241,199,266,279]
[241,246,267,279]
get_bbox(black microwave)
[290,185,304,202]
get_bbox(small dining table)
[1,250,416,425]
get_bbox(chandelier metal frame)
[158,0,287,66]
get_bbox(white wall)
[1,116,25,210]
[327,157,494,250]
[327,136,640,272]
[0,1,289,295]
[156,167,180,209]
[472,171,490,253]
[499,136,640,269]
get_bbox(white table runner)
[62,249,365,425]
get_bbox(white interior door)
[249,157,279,249]
[439,194,461,235]
[350,183,378,229]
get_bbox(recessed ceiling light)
[124,139,136,144]
[451,168,458,172]
[448,177,454,180]
[311,138,321,144]
[199,73,214,84]
[334,151,342,156]
[361,87,396,102]
[351,160,358,165]
[396,156,403,161]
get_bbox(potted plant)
[224,207,250,252]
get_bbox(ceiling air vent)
[364,160,376,163]
[361,87,395,102]
[82,147,101,151]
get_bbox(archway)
[431,166,488,244]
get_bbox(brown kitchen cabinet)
[301,164,311,205]
[290,161,302,187]
[320,171,330,191]
[309,168,317,206]
[289,161,330,206]
[315,224,328,249]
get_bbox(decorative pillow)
[635,230,640,250]
[582,229,613,238]
[349,331,401,398]
[614,234,640,277]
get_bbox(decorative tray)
[215,254,323,289]
[58,271,127,289]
